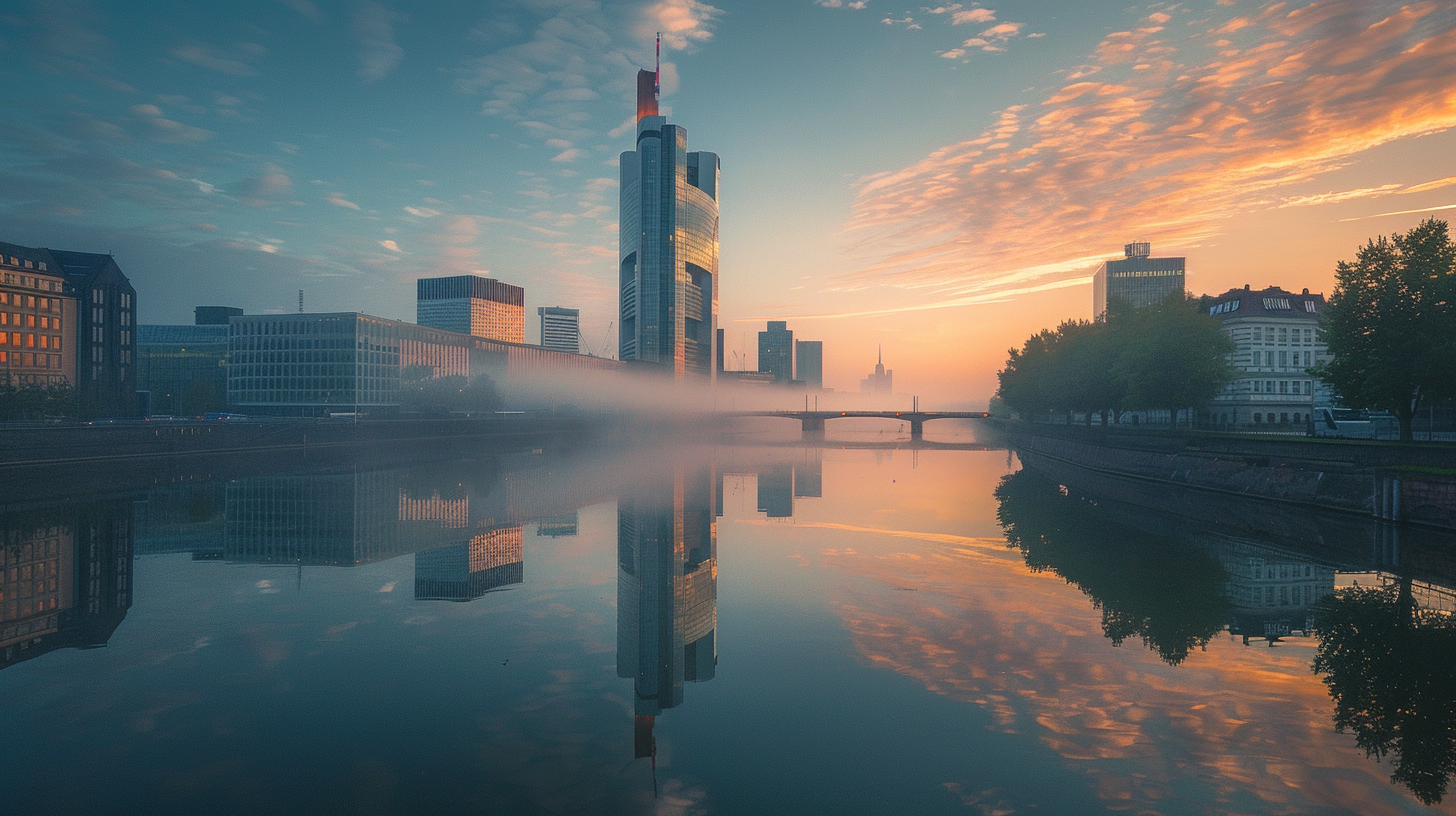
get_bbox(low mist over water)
[5,429,1456,815]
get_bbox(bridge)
[733,410,990,439]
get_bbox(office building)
[758,321,793,383]
[0,248,76,388]
[537,306,580,354]
[1204,285,1333,429]
[417,275,525,344]
[1093,242,1186,317]
[618,64,719,379]
[226,312,618,416]
[795,339,823,390]
[860,346,893,395]
[137,307,238,415]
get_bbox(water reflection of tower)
[1,501,133,670]
[617,463,717,759]
[756,448,823,519]
[414,525,524,602]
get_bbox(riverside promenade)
[996,420,1456,532]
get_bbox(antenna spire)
[655,32,660,99]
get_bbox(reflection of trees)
[994,470,1230,665]
[1312,583,1456,805]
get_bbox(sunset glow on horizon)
[2,0,1453,403]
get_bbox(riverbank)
[994,420,1456,532]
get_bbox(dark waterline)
[4,429,1456,815]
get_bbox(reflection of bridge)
[733,410,990,439]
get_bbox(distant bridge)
[732,410,990,439]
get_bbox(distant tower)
[860,345,893,395]
[417,275,525,343]
[757,321,793,383]
[1093,242,1185,317]
[618,40,720,379]
[795,340,823,389]
[537,306,580,353]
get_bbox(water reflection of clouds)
[818,537,1439,814]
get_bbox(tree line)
[996,219,1456,438]
[996,294,1234,427]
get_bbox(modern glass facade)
[795,340,823,389]
[1093,243,1186,316]
[137,324,228,415]
[619,96,719,379]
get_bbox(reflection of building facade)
[537,513,579,537]
[414,525,524,602]
[1,501,133,670]
[1209,539,1337,643]
[618,65,719,379]
[617,464,717,756]
[417,275,525,344]
[1203,285,1333,429]
[1092,242,1185,317]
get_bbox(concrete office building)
[795,339,823,390]
[417,275,525,344]
[618,61,719,379]
[1093,242,1186,317]
[758,321,793,384]
[538,306,580,354]
[1204,285,1333,429]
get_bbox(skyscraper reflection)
[414,525,525,602]
[617,462,717,759]
[0,501,133,670]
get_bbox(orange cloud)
[844,1,1456,304]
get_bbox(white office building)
[1205,285,1334,429]
[537,306,580,354]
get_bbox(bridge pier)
[909,419,924,439]
[802,416,826,438]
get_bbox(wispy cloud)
[168,41,268,76]
[353,1,405,81]
[845,0,1456,305]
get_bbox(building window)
[1303,381,1311,395]
[1294,412,1302,424]
[1254,413,1262,423]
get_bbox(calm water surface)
[4,427,1456,815]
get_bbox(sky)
[2,0,1454,406]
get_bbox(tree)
[1311,582,1456,804]
[994,469,1231,665]
[1114,293,1235,427]
[1314,218,1456,442]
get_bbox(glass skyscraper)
[619,67,719,379]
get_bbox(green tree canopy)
[1315,218,1456,441]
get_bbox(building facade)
[50,249,138,415]
[619,67,720,379]
[795,339,823,390]
[417,275,525,344]
[758,321,793,383]
[227,311,619,416]
[537,306,580,354]
[0,248,76,388]
[137,323,230,415]
[1093,242,1185,317]
[1205,285,1333,429]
